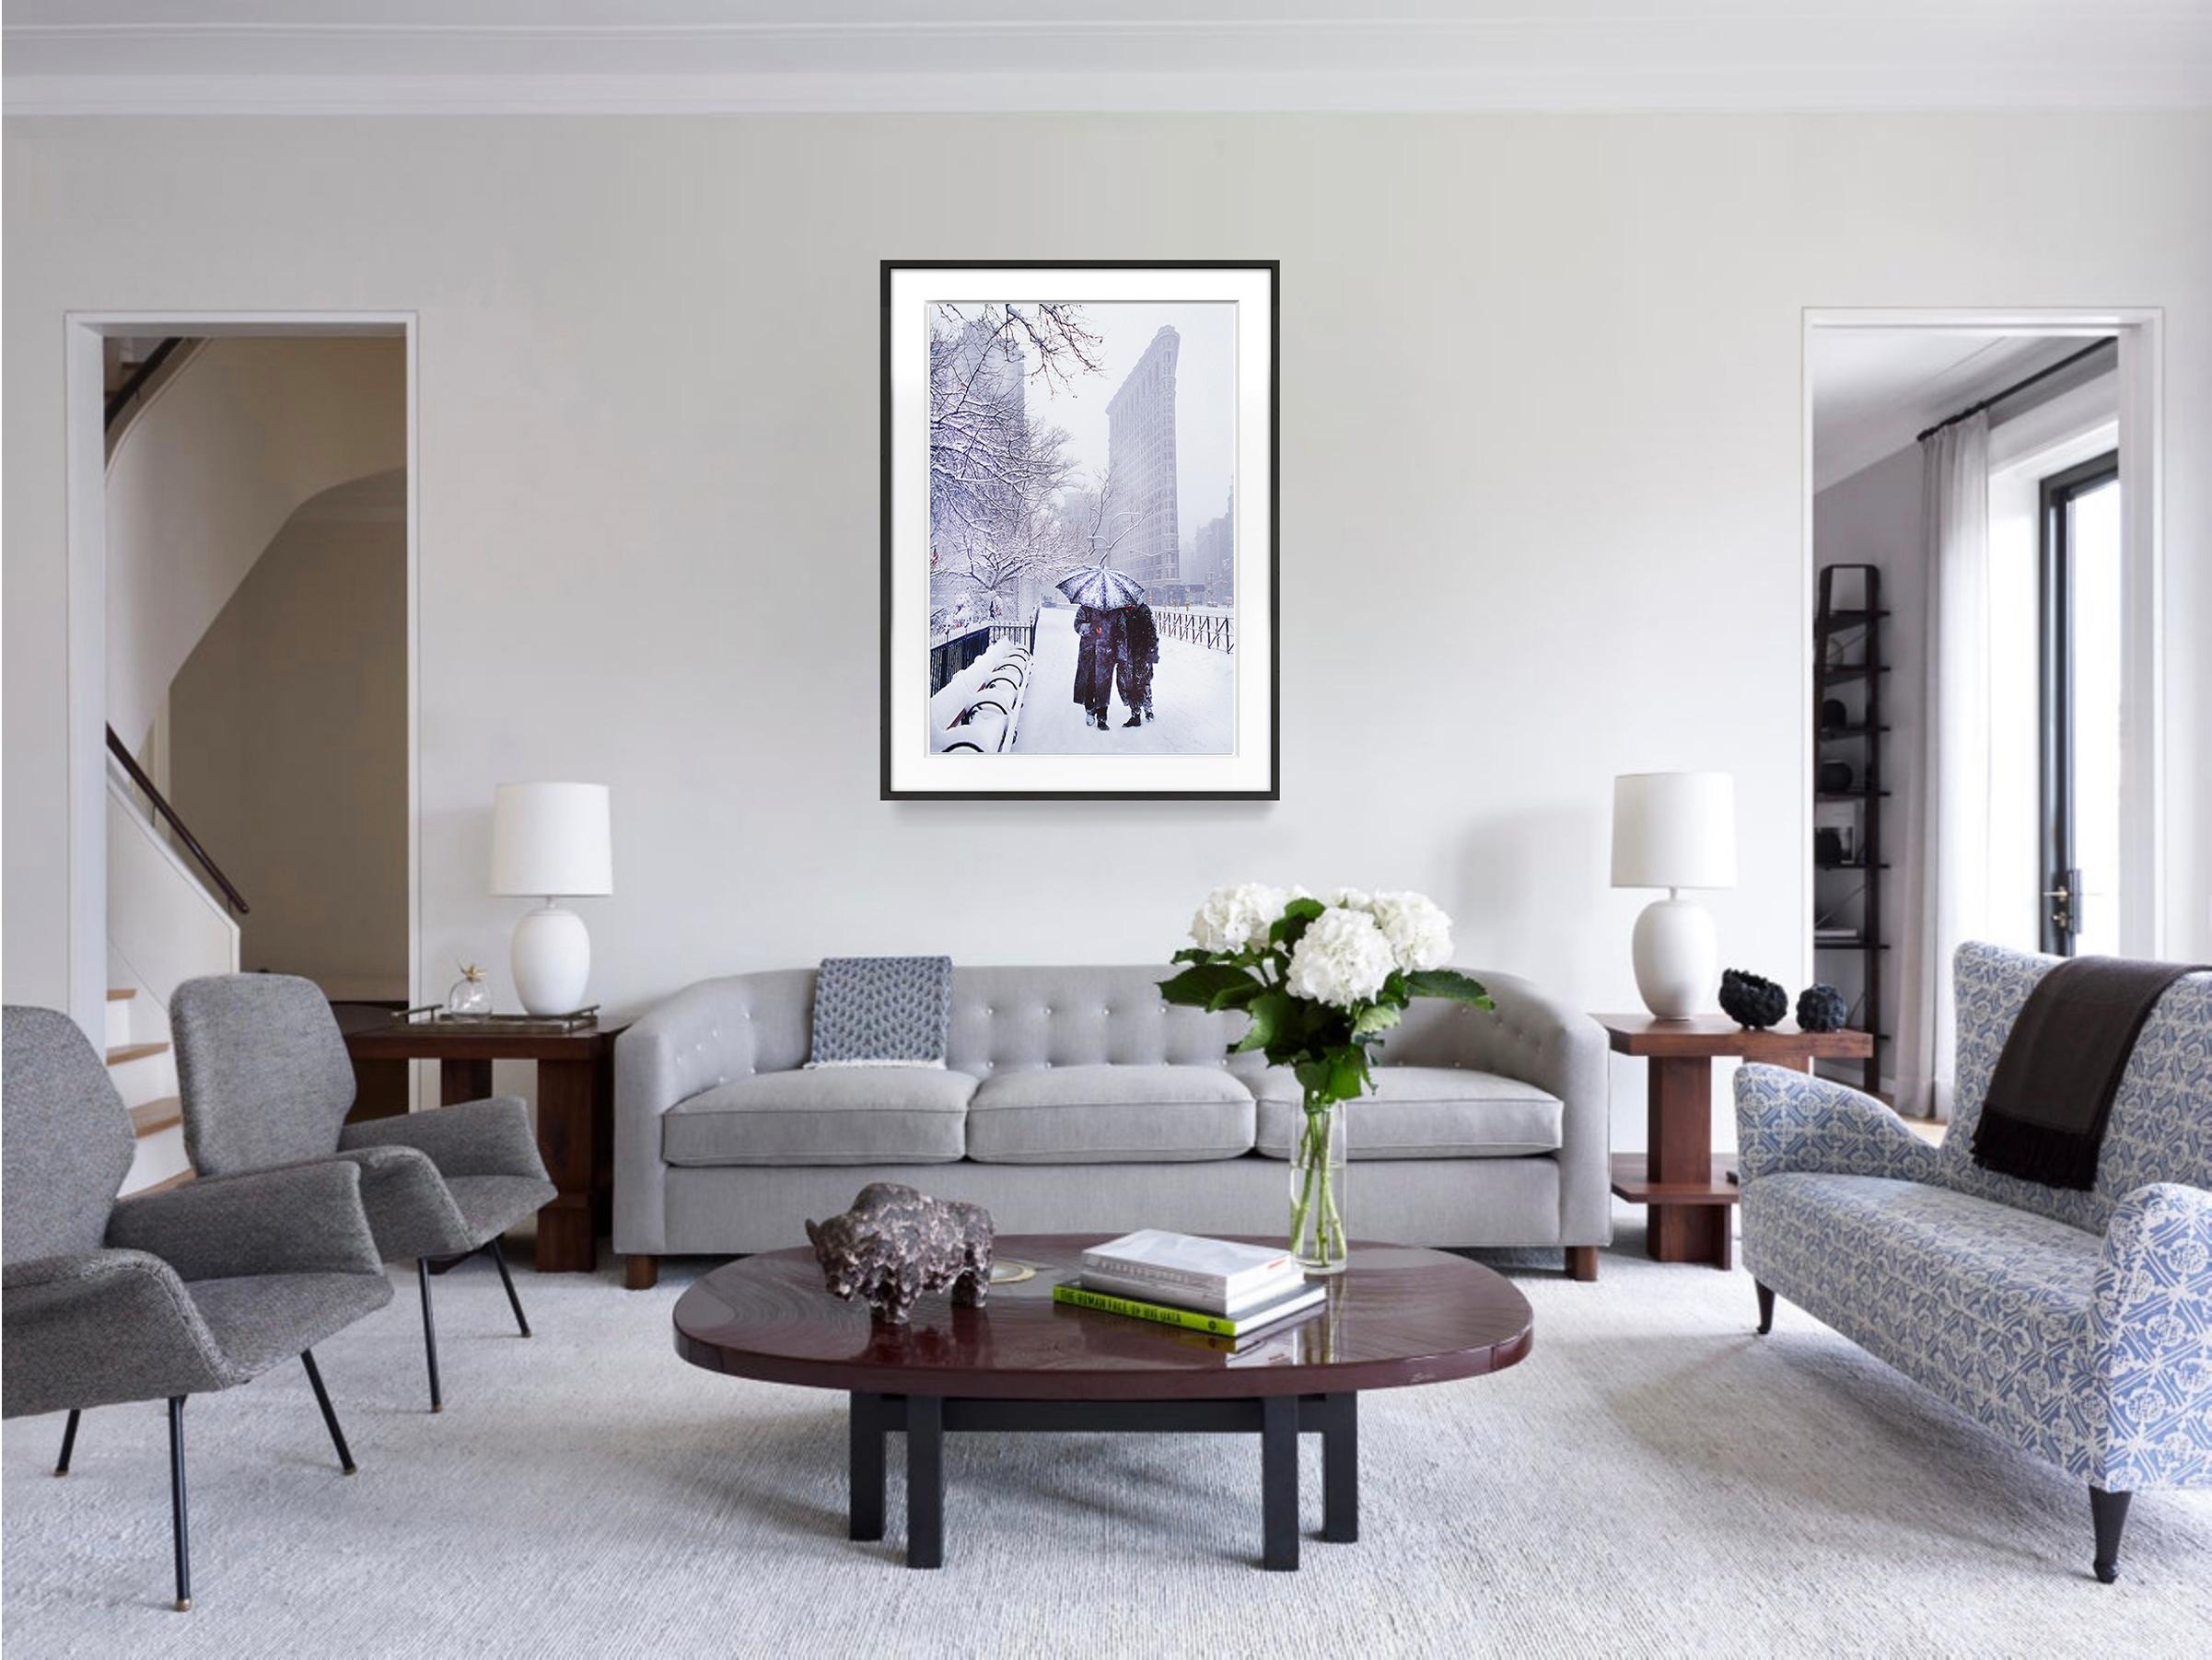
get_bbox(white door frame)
[64,311,422,1039]
[1799,307,2166,1000]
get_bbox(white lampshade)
[491,783,612,898]
[1611,772,1736,891]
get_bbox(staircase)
[107,987,192,1194]
[108,730,244,1196]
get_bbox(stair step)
[129,1096,183,1138]
[138,1167,196,1195]
[108,987,137,1002]
[106,1040,169,1066]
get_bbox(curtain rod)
[1915,338,2116,445]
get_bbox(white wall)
[168,483,410,1001]
[7,114,2210,1157]
[1811,440,1923,1085]
[104,336,406,750]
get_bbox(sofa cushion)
[661,1069,974,1167]
[1253,1066,1562,1159]
[1740,1172,2101,1474]
[965,1064,1255,1164]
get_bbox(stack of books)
[1053,1229,1323,1340]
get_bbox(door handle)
[2045,869,2081,937]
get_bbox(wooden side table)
[1594,1015,1875,1270]
[341,1019,627,1273]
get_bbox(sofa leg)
[2090,1486,2131,1584]
[1755,1282,1775,1335]
[1565,1246,1598,1283]
[625,1254,660,1291]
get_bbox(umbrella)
[1056,565,1147,609]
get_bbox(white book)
[1078,1263,1309,1318]
[1081,1230,1295,1299]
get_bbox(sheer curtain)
[1896,412,1990,1120]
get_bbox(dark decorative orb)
[1719,969,1788,1031]
[1796,983,1849,1033]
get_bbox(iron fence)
[1153,608,1234,654]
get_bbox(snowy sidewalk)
[1014,606,1233,754]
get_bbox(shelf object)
[1813,563,1887,1095]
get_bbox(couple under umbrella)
[1059,565,1160,731]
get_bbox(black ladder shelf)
[1813,564,1886,1096]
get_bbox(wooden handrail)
[104,338,183,431]
[105,726,250,914]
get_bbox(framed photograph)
[881,261,1278,799]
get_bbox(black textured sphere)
[1796,983,1849,1033]
[1719,969,1788,1031]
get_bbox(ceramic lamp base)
[511,902,590,1015]
[1632,894,1716,1019]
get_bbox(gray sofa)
[614,965,1609,1287]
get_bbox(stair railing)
[105,726,250,914]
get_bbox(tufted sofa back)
[1941,941,2212,1232]
[706,965,1263,1083]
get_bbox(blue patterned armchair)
[1735,941,2211,1584]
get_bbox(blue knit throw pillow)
[806,957,953,1069]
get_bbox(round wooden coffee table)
[672,1235,1532,1570]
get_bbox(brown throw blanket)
[1971,955,2206,1190]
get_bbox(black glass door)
[2038,450,2120,957]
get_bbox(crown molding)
[7,15,2208,117]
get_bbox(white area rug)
[6,1210,2208,1658]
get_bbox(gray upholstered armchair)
[2,1005,393,1612]
[170,974,555,1412]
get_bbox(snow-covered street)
[1013,606,1233,754]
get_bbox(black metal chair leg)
[55,1409,81,1476]
[416,1260,444,1413]
[167,1397,192,1612]
[299,1350,357,1474]
[2090,1486,2132,1584]
[487,1237,531,1338]
[1755,1283,1775,1335]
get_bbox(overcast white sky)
[1011,300,1238,545]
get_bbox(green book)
[1053,1279,1323,1339]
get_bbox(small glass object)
[445,963,492,1017]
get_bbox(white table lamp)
[1612,772,1736,1019]
[491,783,612,1015]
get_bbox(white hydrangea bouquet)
[1159,886,1493,1272]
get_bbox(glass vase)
[445,964,492,1017]
[1287,1097,1349,1275]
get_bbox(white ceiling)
[7,2,2211,115]
[1809,331,2107,492]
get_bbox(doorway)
[64,316,420,1149]
[1804,309,2161,1112]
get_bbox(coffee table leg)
[1262,1394,1299,1571]
[849,1393,886,1542]
[906,1395,944,1569]
[1321,1393,1358,1543]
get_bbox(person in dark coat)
[1114,603,1161,726]
[1072,604,1118,729]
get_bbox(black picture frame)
[879,260,1280,801]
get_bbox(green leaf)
[1158,964,1260,1010]
[1403,969,1494,1006]
[1268,897,1326,952]
[1235,990,1293,1054]
[1207,979,1266,1013]
[1351,1003,1402,1039]
[1327,1046,1369,1101]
